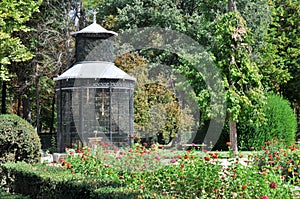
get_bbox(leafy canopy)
[0,0,41,80]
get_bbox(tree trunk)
[17,96,21,116]
[228,0,238,156]
[22,97,31,123]
[1,81,7,114]
[228,0,237,12]
[50,94,55,134]
[229,118,238,156]
[36,67,41,133]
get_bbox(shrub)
[0,114,41,163]
[239,93,297,150]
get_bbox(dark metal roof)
[54,61,135,81]
[71,22,118,36]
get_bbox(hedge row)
[0,162,163,199]
[0,188,29,199]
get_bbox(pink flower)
[261,196,268,199]
[155,156,161,161]
[269,182,277,189]
[129,135,135,139]
[170,159,177,163]
[143,142,148,147]
[143,163,148,168]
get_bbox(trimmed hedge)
[0,114,41,163]
[0,162,164,199]
[211,93,297,151]
[0,188,29,199]
[238,93,297,150]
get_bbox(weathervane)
[93,10,97,23]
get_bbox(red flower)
[204,156,210,161]
[290,147,296,151]
[269,155,273,161]
[269,182,277,189]
[180,163,184,168]
[242,185,247,190]
[184,155,189,159]
[261,196,269,199]
[158,145,163,149]
[66,162,71,169]
[264,142,269,145]
[209,153,218,159]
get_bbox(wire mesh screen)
[56,80,134,152]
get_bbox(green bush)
[239,93,297,150]
[0,114,41,163]
[0,188,29,199]
[0,162,160,199]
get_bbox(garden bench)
[181,143,207,151]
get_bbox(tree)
[77,0,275,151]
[268,0,300,103]
[23,0,75,132]
[212,1,265,154]
[0,0,41,114]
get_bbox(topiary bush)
[0,114,41,163]
[238,93,297,150]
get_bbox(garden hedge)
[238,93,297,150]
[0,162,163,199]
[210,93,297,151]
[0,114,41,163]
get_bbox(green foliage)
[0,114,41,163]
[267,0,300,103]
[2,144,300,198]
[35,146,299,198]
[0,188,29,199]
[239,94,297,150]
[213,11,265,123]
[0,161,161,199]
[116,53,184,144]
[257,0,300,93]
[253,140,300,185]
[0,0,41,81]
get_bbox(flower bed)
[59,142,299,198]
[1,140,300,198]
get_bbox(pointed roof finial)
[93,10,97,24]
